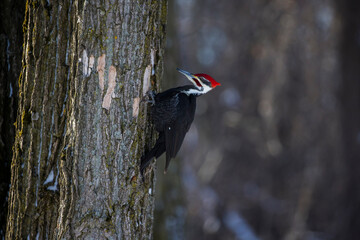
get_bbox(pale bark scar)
[97,54,106,90]
[102,65,116,110]
[143,65,151,96]
[132,97,140,117]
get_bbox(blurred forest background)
[154,0,360,240]
[0,0,359,239]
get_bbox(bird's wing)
[152,93,180,132]
[164,94,196,172]
[164,121,188,172]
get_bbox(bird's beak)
[176,68,202,89]
[177,68,195,80]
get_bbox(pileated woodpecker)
[140,68,221,176]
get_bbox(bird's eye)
[200,77,212,87]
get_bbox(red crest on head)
[194,73,221,87]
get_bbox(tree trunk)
[0,0,25,237]
[6,0,167,239]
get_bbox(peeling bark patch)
[132,97,140,117]
[97,54,106,90]
[143,65,151,96]
[102,65,117,110]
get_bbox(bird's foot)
[143,90,156,106]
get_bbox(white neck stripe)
[181,85,213,96]
[181,88,203,96]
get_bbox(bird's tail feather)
[140,133,166,178]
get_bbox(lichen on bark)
[7,0,167,239]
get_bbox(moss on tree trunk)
[6,0,167,239]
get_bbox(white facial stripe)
[183,75,202,90]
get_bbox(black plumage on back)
[140,86,196,174]
[140,69,220,177]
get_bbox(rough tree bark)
[0,0,25,237]
[6,0,167,239]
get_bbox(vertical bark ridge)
[57,0,167,239]
[7,0,72,239]
[7,0,167,239]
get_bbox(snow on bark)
[6,0,168,239]
[89,55,95,75]
[82,50,89,76]
[151,49,156,75]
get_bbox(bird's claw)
[144,90,156,106]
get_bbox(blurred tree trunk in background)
[163,0,360,239]
[338,0,360,239]
[0,0,25,237]
[5,0,167,239]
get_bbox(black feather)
[141,85,197,175]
